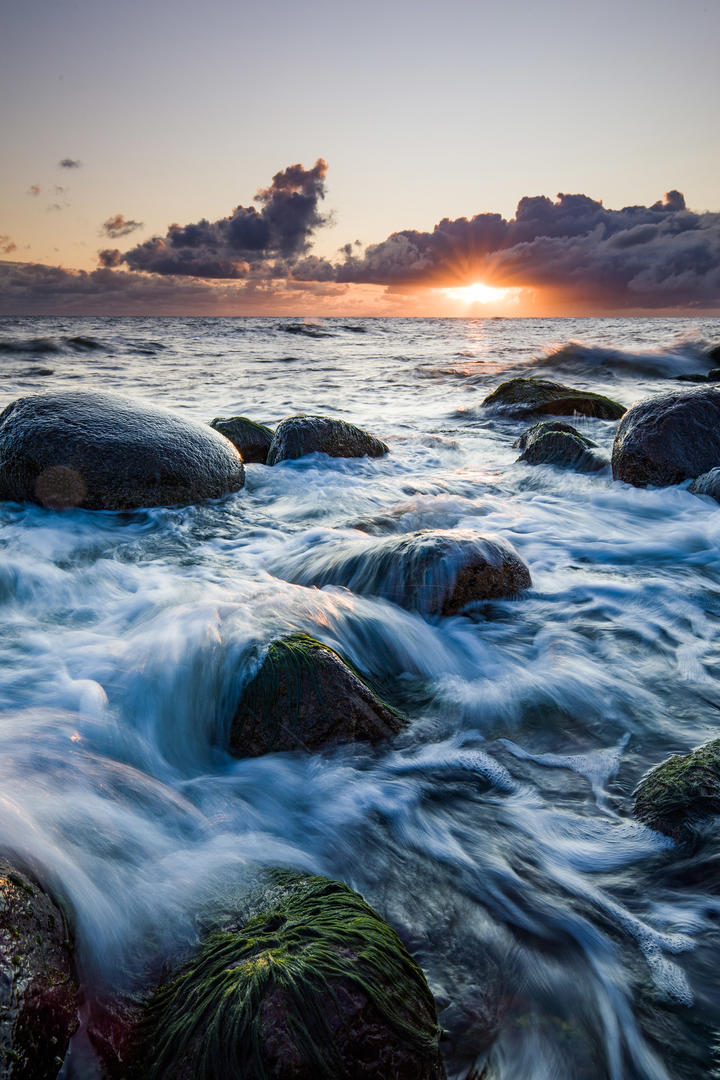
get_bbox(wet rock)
[140,871,447,1080]
[675,372,710,383]
[634,740,720,841]
[87,996,144,1080]
[708,368,720,381]
[209,416,273,464]
[708,344,720,363]
[267,415,388,465]
[611,384,720,487]
[0,858,78,1078]
[689,468,720,502]
[230,633,404,757]
[482,378,625,420]
[0,391,245,510]
[271,529,532,616]
[513,421,607,472]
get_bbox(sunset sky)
[1,0,719,316]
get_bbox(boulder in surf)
[634,739,720,841]
[482,377,626,420]
[514,420,607,472]
[210,415,273,464]
[267,415,388,464]
[689,467,720,502]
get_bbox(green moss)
[141,873,441,1079]
[634,739,720,839]
[482,378,625,419]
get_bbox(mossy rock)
[482,378,625,420]
[634,739,720,840]
[267,416,389,465]
[210,416,274,464]
[0,858,78,1078]
[230,634,405,757]
[513,421,607,472]
[139,872,446,1079]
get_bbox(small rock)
[634,740,720,841]
[267,415,388,465]
[514,421,607,472]
[482,378,625,420]
[210,416,273,464]
[689,468,720,502]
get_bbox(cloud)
[116,159,329,278]
[28,185,41,196]
[59,158,82,168]
[0,235,17,255]
[101,214,144,238]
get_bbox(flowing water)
[1,315,720,1079]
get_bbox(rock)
[689,468,720,502]
[230,633,404,757]
[210,416,273,464]
[482,378,625,420]
[267,415,388,465]
[611,385,720,487]
[0,858,78,1078]
[513,421,607,472]
[634,740,720,841]
[0,391,245,510]
[708,368,720,381]
[708,345,720,363]
[271,530,532,616]
[674,372,709,383]
[140,871,447,1080]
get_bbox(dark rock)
[513,421,607,472]
[87,995,144,1080]
[634,740,720,841]
[210,416,273,464]
[611,384,720,487]
[230,633,404,757]
[675,373,709,383]
[140,871,447,1080]
[0,858,78,1078]
[0,391,245,510]
[708,368,720,381]
[482,378,625,420]
[708,345,720,363]
[689,468,720,502]
[267,415,388,465]
[271,530,532,616]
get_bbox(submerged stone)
[513,420,606,472]
[267,415,389,464]
[0,858,78,1078]
[689,467,720,502]
[140,872,447,1080]
[230,633,405,757]
[210,416,273,464]
[612,384,720,487]
[0,391,245,510]
[634,740,720,840]
[482,377,625,420]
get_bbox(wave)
[0,334,106,357]
[279,322,334,338]
[536,338,718,378]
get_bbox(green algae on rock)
[230,633,405,757]
[140,872,446,1080]
[210,416,274,464]
[267,415,389,464]
[633,739,720,840]
[513,420,607,472]
[482,378,626,420]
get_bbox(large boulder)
[0,858,78,1078]
[271,530,531,616]
[513,420,607,472]
[139,872,446,1080]
[634,740,720,841]
[267,416,388,465]
[230,633,404,757]
[612,385,720,487]
[482,378,625,420]
[210,416,273,464]
[0,391,245,510]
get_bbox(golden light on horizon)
[444,282,511,304]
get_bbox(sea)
[0,314,719,1080]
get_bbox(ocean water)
[1,314,720,1079]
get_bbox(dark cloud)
[117,159,329,278]
[101,214,144,238]
[0,236,17,255]
[59,158,82,169]
[28,185,41,196]
[98,248,124,267]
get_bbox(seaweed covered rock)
[634,740,720,840]
[513,421,607,472]
[267,415,389,465]
[230,634,404,757]
[0,391,245,510]
[271,530,531,616]
[612,385,720,487]
[141,872,446,1080]
[482,378,625,420]
[689,467,720,503]
[210,416,273,464]
[0,858,78,1078]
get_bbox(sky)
[1,0,719,317]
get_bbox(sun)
[444,282,509,304]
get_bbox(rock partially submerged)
[271,530,531,615]
[634,740,720,841]
[0,858,78,1078]
[611,384,720,487]
[140,872,446,1080]
[267,415,388,465]
[210,416,273,464]
[513,420,607,472]
[689,467,720,502]
[230,634,404,757]
[482,378,625,420]
[0,391,245,510]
